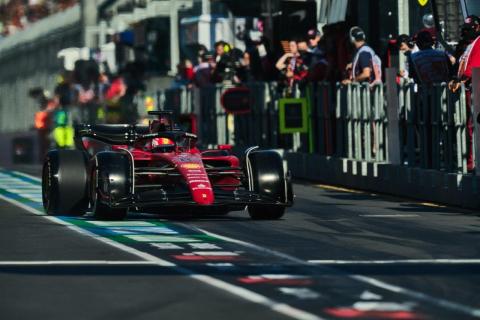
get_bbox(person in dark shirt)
[410,31,452,85]
[342,26,377,84]
[306,28,329,81]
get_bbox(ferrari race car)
[42,111,293,220]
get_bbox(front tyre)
[246,150,291,220]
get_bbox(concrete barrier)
[286,152,480,210]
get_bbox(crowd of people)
[171,26,331,95]
[393,15,480,172]
[32,58,147,154]
[29,12,480,171]
[0,0,77,37]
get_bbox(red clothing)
[459,36,480,79]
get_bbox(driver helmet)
[151,137,175,153]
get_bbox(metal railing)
[152,79,469,174]
[398,82,468,173]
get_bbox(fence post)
[473,68,480,175]
[385,68,401,165]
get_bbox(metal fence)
[398,83,468,173]
[150,79,469,174]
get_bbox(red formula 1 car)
[42,111,293,220]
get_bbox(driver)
[145,118,174,152]
[149,117,171,133]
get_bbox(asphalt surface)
[1,165,480,319]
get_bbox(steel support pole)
[472,68,480,175]
[169,0,180,75]
[397,0,409,71]
[385,68,401,165]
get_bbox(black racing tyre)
[246,150,289,220]
[42,149,89,216]
[91,152,130,220]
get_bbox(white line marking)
[0,193,175,267]
[352,301,415,312]
[108,226,178,235]
[308,259,480,265]
[12,171,42,182]
[189,243,221,250]
[193,251,239,256]
[0,176,324,320]
[88,221,156,227]
[191,274,322,320]
[125,235,201,242]
[190,225,480,318]
[150,243,184,250]
[0,260,158,266]
[206,263,235,267]
[278,288,321,300]
[352,275,480,317]
[359,214,419,218]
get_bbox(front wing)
[102,188,292,209]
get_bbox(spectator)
[410,31,452,169]
[194,52,214,88]
[276,40,308,93]
[275,40,299,73]
[306,28,329,82]
[455,15,480,65]
[449,16,480,172]
[211,41,244,84]
[236,51,254,83]
[104,74,126,124]
[171,59,194,88]
[0,0,78,37]
[396,34,415,80]
[212,40,227,82]
[342,26,381,84]
[410,30,452,85]
[455,15,480,81]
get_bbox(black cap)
[307,28,321,39]
[350,26,366,42]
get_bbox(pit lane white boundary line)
[0,174,323,320]
[308,259,480,265]
[0,261,158,266]
[192,226,480,318]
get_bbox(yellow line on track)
[313,184,447,208]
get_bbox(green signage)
[279,98,309,134]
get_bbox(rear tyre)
[246,150,289,220]
[42,150,89,216]
[91,152,130,220]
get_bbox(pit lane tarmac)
[1,168,480,320]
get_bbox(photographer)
[211,41,244,84]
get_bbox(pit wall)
[286,153,480,210]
